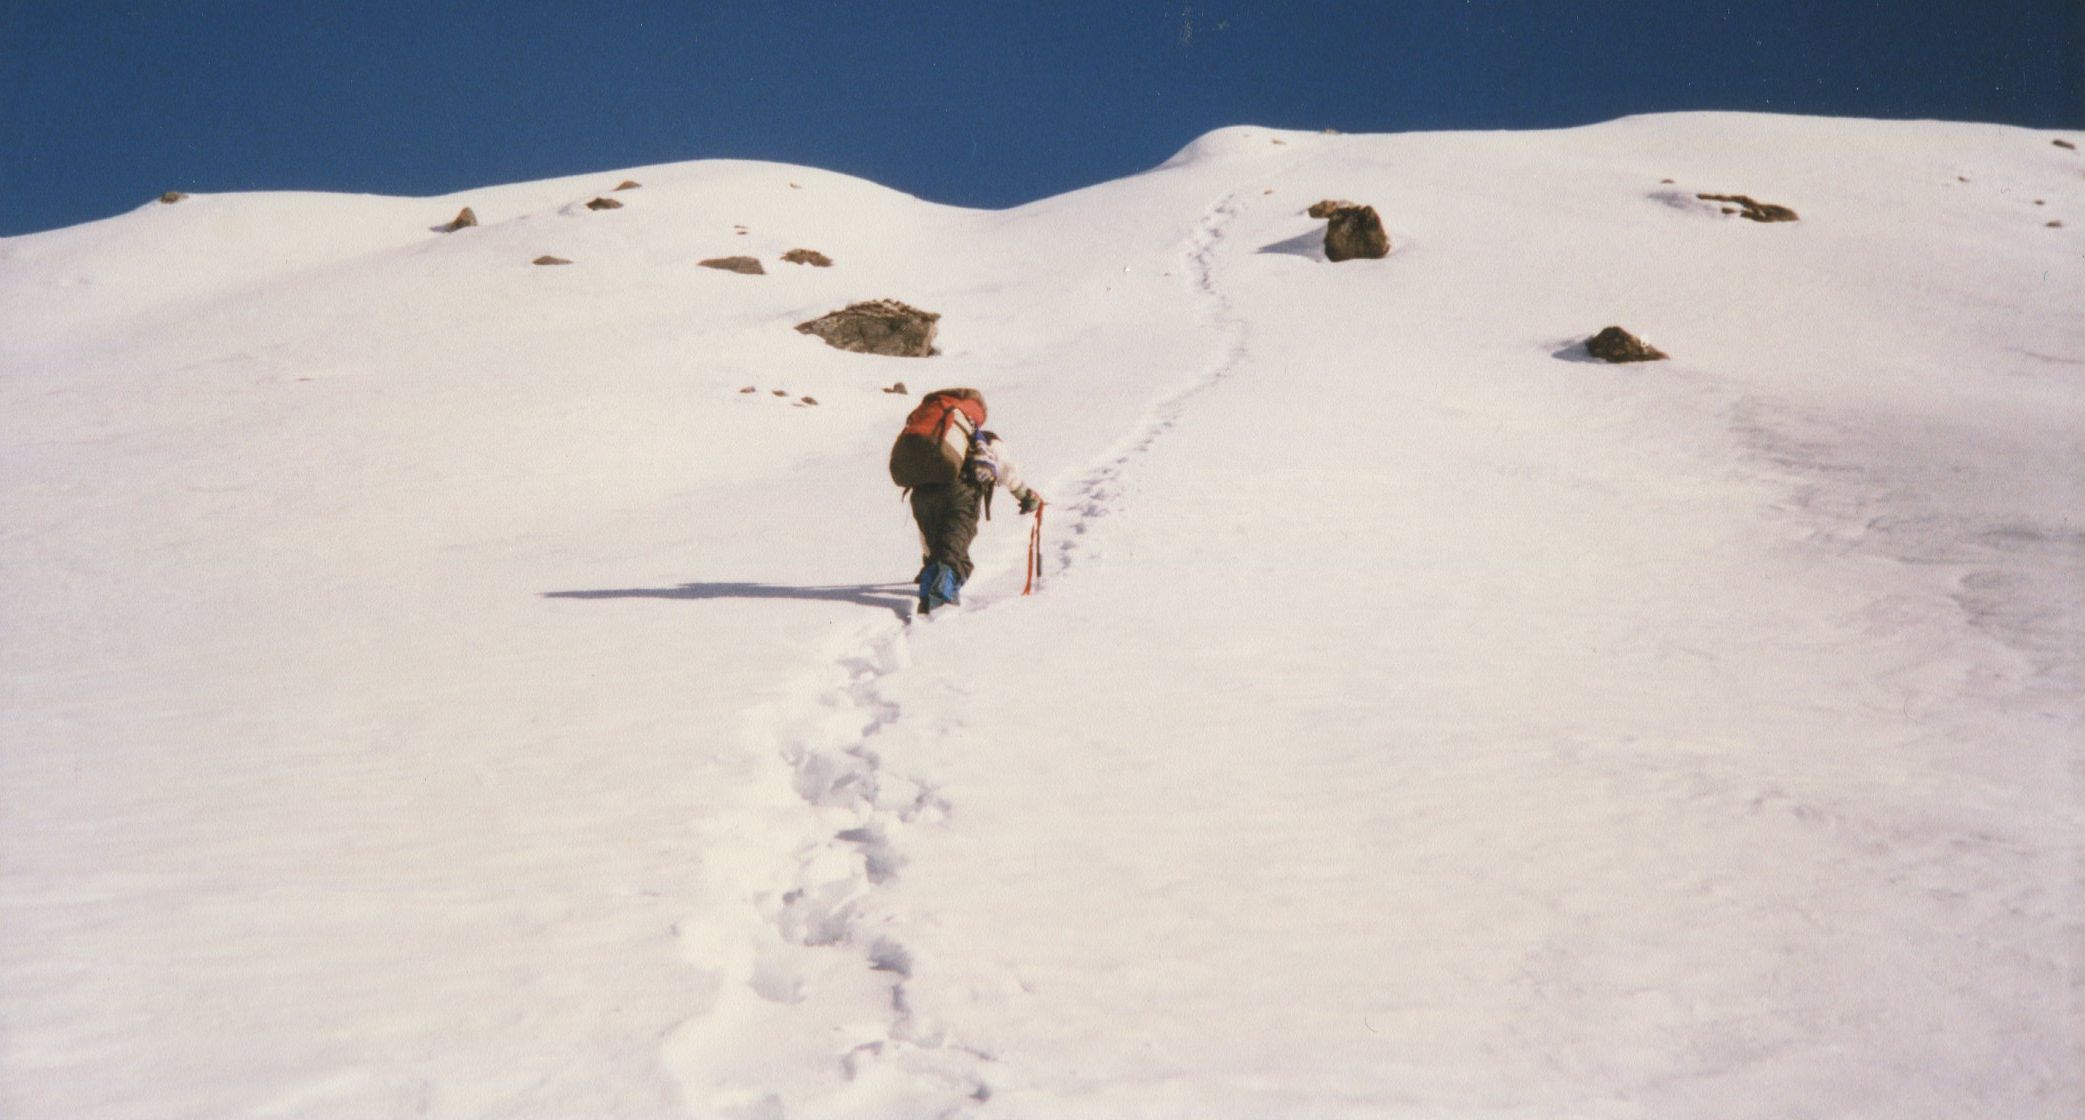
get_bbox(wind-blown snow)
[2,113,2079,1119]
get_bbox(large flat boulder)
[795,299,939,357]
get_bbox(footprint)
[836,825,906,883]
[748,944,807,1004]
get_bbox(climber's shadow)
[545,581,916,619]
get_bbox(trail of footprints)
[1040,190,1254,582]
[721,184,1263,1115]
[763,634,992,1110]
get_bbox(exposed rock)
[781,248,834,267]
[789,182,803,189]
[1322,203,1391,261]
[615,180,642,191]
[698,255,765,275]
[1307,198,1358,219]
[882,382,909,394]
[2054,139,2077,150]
[740,386,757,393]
[2050,220,2066,228]
[1660,178,1675,184]
[1698,193,1799,222]
[795,299,940,357]
[800,396,819,406]
[532,255,572,266]
[159,191,188,204]
[1585,326,1668,363]
[585,197,623,211]
[772,389,788,396]
[439,206,478,232]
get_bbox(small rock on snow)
[1586,325,1669,363]
[699,256,765,275]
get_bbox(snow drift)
[2,113,2080,1119]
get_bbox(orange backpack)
[889,388,987,488]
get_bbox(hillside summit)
[2,113,2080,1119]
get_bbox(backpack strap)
[963,429,999,521]
[935,399,975,440]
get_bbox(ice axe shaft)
[1022,503,1044,595]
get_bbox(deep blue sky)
[3,1,2079,236]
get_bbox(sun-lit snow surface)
[3,113,2080,1118]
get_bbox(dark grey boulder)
[1322,204,1390,261]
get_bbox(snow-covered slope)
[2,113,2079,1119]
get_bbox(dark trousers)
[910,480,982,606]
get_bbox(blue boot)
[917,562,964,614]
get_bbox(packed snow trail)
[658,622,992,1117]
[653,145,1318,1120]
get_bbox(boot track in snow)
[661,187,1265,1117]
